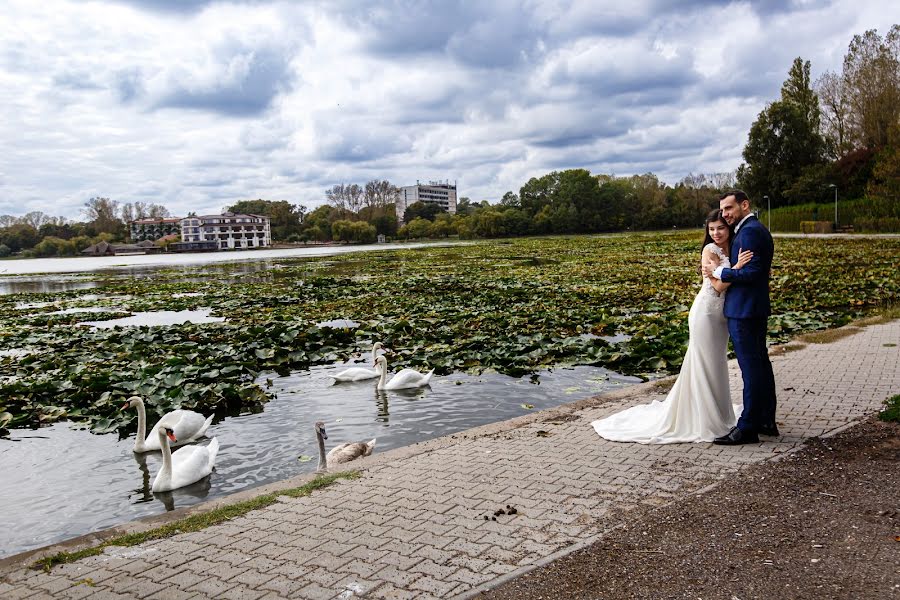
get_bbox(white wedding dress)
[591,244,739,444]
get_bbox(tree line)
[0,198,170,257]
[738,25,900,214]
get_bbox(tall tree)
[781,57,821,132]
[816,70,853,158]
[363,180,399,209]
[20,211,52,230]
[82,197,122,234]
[738,59,826,204]
[325,183,364,214]
[842,26,900,150]
[146,203,171,219]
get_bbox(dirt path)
[478,417,900,600]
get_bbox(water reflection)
[78,309,225,328]
[130,451,154,504]
[0,363,640,558]
[0,278,98,295]
[128,449,212,512]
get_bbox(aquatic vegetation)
[0,232,896,433]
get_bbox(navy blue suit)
[719,215,777,432]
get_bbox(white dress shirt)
[713,213,755,279]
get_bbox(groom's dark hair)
[720,189,750,204]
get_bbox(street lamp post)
[828,184,838,229]
[764,195,770,230]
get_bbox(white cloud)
[0,0,897,220]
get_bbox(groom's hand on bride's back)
[735,248,754,269]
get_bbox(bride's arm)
[702,248,730,293]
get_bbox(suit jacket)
[720,215,773,319]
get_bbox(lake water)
[0,363,639,558]
[0,241,462,277]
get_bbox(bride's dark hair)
[702,208,733,248]
[700,209,734,271]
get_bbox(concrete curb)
[0,374,673,575]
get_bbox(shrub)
[879,394,900,423]
[799,221,833,233]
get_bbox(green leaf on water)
[521,403,535,410]
[297,455,313,462]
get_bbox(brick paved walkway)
[2,320,898,600]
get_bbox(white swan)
[374,355,434,390]
[314,421,376,472]
[329,342,385,382]
[122,396,214,453]
[151,420,219,492]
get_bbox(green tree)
[82,197,124,236]
[843,26,900,149]
[740,59,827,203]
[0,223,40,252]
[867,145,900,201]
[455,197,475,215]
[499,191,520,208]
[405,217,433,238]
[403,201,444,222]
[350,221,377,243]
[499,208,531,236]
[301,205,336,240]
[331,220,353,243]
[781,57,822,133]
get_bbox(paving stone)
[145,587,200,600]
[296,582,339,600]
[366,583,424,600]
[231,569,276,588]
[160,569,208,590]
[33,575,78,595]
[258,575,308,597]
[185,577,237,597]
[56,581,98,599]
[214,583,268,600]
[2,321,898,600]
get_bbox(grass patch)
[879,394,900,423]
[769,342,808,356]
[854,304,900,326]
[798,327,862,344]
[650,378,676,393]
[32,471,360,572]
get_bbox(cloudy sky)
[0,0,895,220]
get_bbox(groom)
[706,190,778,445]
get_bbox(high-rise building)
[396,181,457,222]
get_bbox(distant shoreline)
[0,240,466,276]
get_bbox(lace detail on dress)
[701,243,730,303]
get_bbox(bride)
[591,209,753,444]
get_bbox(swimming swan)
[329,342,385,382]
[374,355,434,390]
[122,396,214,453]
[151,420,219,492]
[314,421,376,472]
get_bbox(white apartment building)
[180,213,272,250]
[396,181,457,222]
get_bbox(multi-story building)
[129,217,182,242]
[179,213,272,250]
[396,181,457,222]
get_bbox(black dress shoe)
[713,426,759,445]
[758,423,780,436]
